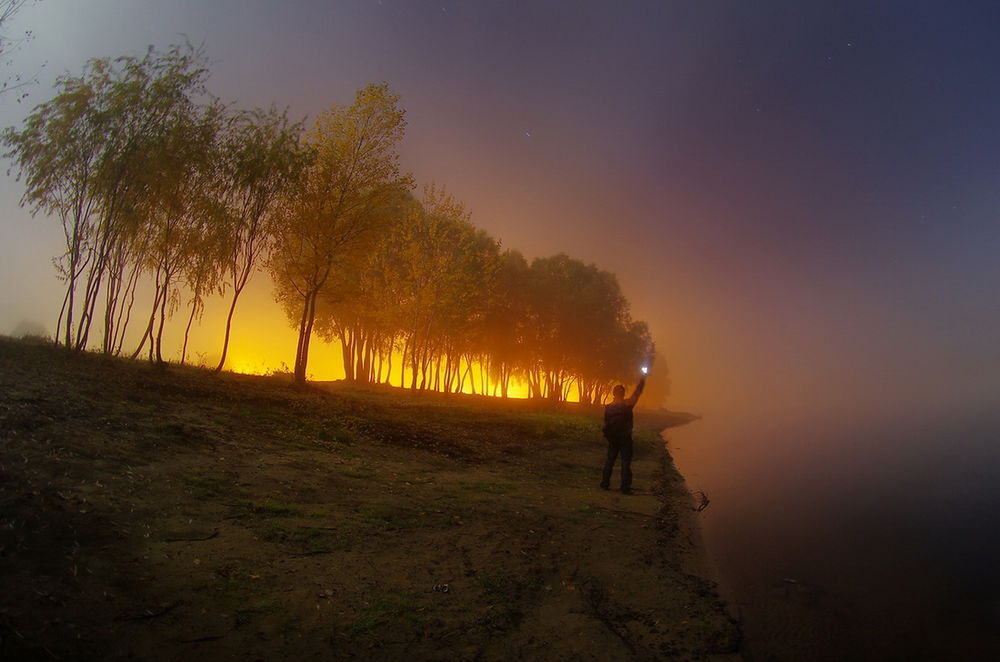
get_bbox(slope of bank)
[0,336,739,661]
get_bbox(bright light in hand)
[641,365,648,375]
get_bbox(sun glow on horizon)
[221,345,548,402]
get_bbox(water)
[667,405,1000,661]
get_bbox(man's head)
[612,384,625,400]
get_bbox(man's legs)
[600,438,620,489]
[619,437,634,493]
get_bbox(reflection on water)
[667,405,1000,661]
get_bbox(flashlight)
[640,365,648,375]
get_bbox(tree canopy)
[4,41,661,405]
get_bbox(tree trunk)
[463,360,474,395]
[131,272,164,360]
[180,295,200,365]
[215,284,246,372]
[410,341,420,390]
[57,281,72,348]
[294,289,317,384]
[111,262,141,356]
[399,336,408,388]
[154,272,172,364]
[113,269,140,356]
[384,339,393,385]
[340,328,354,381]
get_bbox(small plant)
[342,462,374,479]
[255,523,335,551]
[318,426,357,445]
[234,603,278,628]
[476,569,516,595]
[351,593,419,632]
[461,481,515,495]
[182,472,232,496]
[359,505,404,528]
[238,500,299,517]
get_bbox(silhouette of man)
[600,374,646,494]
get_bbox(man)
[600,373,646,494]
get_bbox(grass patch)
[461,481,515,495]
[351,593,420,632]
[549,503,610,523]
[476,569,545,597]
[255,523,339,551]
[475,569,546,627]
[342,462,375,479]
[238,407,287,428]
[282,439,320,451]
[182,472,233,497]
[235,602,279,628]
[317,427,358,445]
[235,500,300,517]
[210,563,262,598]
[522,413,600,441]
[359,504,412,529]
[560,461,597,475]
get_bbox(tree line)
[4,43,654,403]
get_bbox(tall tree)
[483,249,530,397]
[523,254,640,402]
[131,99,226,363]
[3,42,211,352]
[214,106,307,372]
[312,192,415,384]
[270,83,413,384]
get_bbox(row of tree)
[3,44,306,369]
[4,43,655,402]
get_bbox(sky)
[0,0,998,421]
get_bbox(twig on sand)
[291,549,336,557]
[604,508,657,519]
[178,633,228,643]
[691,490,710,512]
[164,530,219,542]
[116,601,181,621]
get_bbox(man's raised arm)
[625,376,646,407]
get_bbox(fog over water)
[669,401,1000,660]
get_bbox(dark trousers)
[601,434,633,491]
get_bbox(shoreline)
[659,425,741,613]
[654,419,745,662]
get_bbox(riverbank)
[0,336,739,660]
[656,426,739,617]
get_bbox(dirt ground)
[0,337,740,661]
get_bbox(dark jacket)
[602,377,645,439]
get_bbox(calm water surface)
[667,404,1000,661]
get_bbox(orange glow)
[146,276,589,402]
